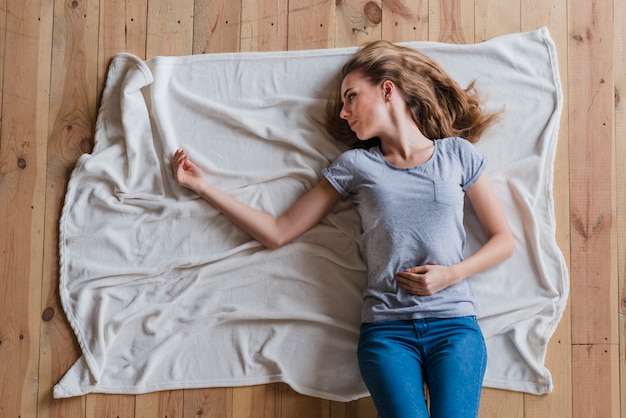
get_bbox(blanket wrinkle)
[56,28,568,401]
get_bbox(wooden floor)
[0,0,624,416]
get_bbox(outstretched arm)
[172,149,342,250]
[396,172,514,295]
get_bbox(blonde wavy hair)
[326,40,499,149]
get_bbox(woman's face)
[339,71,387,140]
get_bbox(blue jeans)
[357,316,487,418]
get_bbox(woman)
[172,40,514,418]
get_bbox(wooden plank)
[99,0,147,59]
[98,0,148,93]
[474,0,521,41]
[278,384,330,418]
[86,394,136,418]
[568,0,616,346]
[46,0,100,174]
[232,384,278,418]
[182,387,232,417]
[146,0,194,58]
[615,0,626,412]
[0,0,5,119]
[135,391,184,418]
[429,0,475,43]
[381,0,428,42]
[40,0,105,416]
[287,0,335,50]
[569,0,617,415]
[520,0,573,416]
[241,0,288,52]
[31,2,65,418]
[334,0,381,47]
[479,388,524,417]
[330,397,377,418]
[0,0,51,416]
[572,344,620,417]
[193,0,241,54]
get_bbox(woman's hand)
[395,265,457,296]
[171,149,207,193]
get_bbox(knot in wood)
[42,307,55,322]
[364,1,382,25]
[80,137,94,154]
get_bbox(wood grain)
[241,0,288,52]
[568,0,618,416]
[616,0,626,412]
[475,0,521,41]
[429,0,474,43]
[0,0,50,416]
[193,0,241,54]
[572,344,620,417]
[287,0,335,50]
[334,0,381,47]
[135,390,184,418]
[0,0,5,120]
[146,0,194,58]
[43,1,100,417]
[568,0,616,347]
[381,0,428,42]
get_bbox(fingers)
[396,265,454,296]
[172,149,186,166]
[172,149,190,184]
[402,265,428,274]
[173,149,194,170]
[395,266,433,296]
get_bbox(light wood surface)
[0,0,623,416]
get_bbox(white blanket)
[55,28,568,400]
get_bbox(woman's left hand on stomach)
[395,265,456,296]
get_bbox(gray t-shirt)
[322,137,486,323]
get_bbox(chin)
[356,133,376,141]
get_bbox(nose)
[340,104,349,120]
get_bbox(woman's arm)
[450,172,515,279]
[172,149,342,250]
[396,172,514,295]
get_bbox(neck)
[379,117,432,158]
[377,96,434,166]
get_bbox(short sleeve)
[455,138,487,191]
[321,150,358,198]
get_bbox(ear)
[382,80,394,100]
